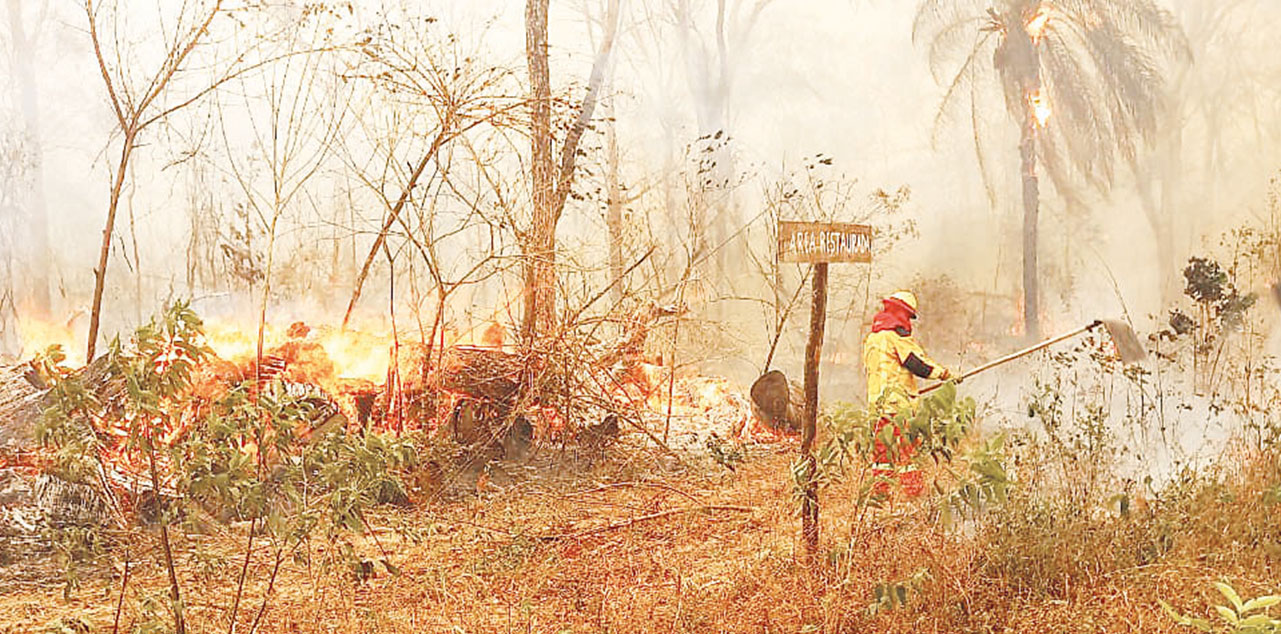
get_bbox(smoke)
[0,0,1278,410]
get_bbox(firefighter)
[862,290,956,497]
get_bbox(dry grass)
[6,443,1280,634]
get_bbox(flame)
[202,322,261,363]
[638,374,791,444]
[315,329,392,381]
[14,317,85,366]
[1026,3,1051,42]
[1028,88,1052,127]
[203,320,392,384]
[694,380,731,408]
[19,305,796,506]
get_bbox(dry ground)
[4,440,1279,633]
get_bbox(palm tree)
[914,0,1189,339]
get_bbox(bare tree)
[668,0,775,289]
[668,0,774,153]
[212,10,349,357]
[82,0,273,360]
[574,0,647,305]
[522,0,622,342]
[0,137,28,358]
[337,12,524,330]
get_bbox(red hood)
[872,300,914,335]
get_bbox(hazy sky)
[3,0,1280,350]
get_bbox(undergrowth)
[9,233,1281,632]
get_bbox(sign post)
[778,221,872,559]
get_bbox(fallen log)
[0,359,129,538]
[438,346,526,402]
[0,467,114,565]
[0,361,47,453]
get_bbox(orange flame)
[1026,3,1051,42]
[1028,88,1052,127]
[20,306,797,500]
[203,320,392,384]
[14,317,85,366]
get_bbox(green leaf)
[1242,596,1281,613]
[1214,605,1239,625]
[1239,614,1277,628]
[1215,581,1245,611]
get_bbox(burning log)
[438,346,526,403]
[253,340,334,385]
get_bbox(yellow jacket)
[863,328,948,414]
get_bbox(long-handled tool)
[921,319,1146,394]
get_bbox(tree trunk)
[800,263,827,558]
[342,126,452,331]
[82,0,224,361]
[705,0,735,314]
[748,370,803,432]
[605,99,625,305]
[595,3,624,302]
[87,134,136,361]
[523,0,556,342]
[521,0,618,342]
[1158,123,1185,304]
[7,0,51,317]
[1019,115,1041,341]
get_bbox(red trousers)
[871,417,923,498]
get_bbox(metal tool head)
[750,370,791,424]
[1099,319,1147,364]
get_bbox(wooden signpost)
[777,221,874,264]
[778,221,872,558]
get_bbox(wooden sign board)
[778,221,873,264]
[774,220,872,557]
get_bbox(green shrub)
[1162,581,1281,633]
